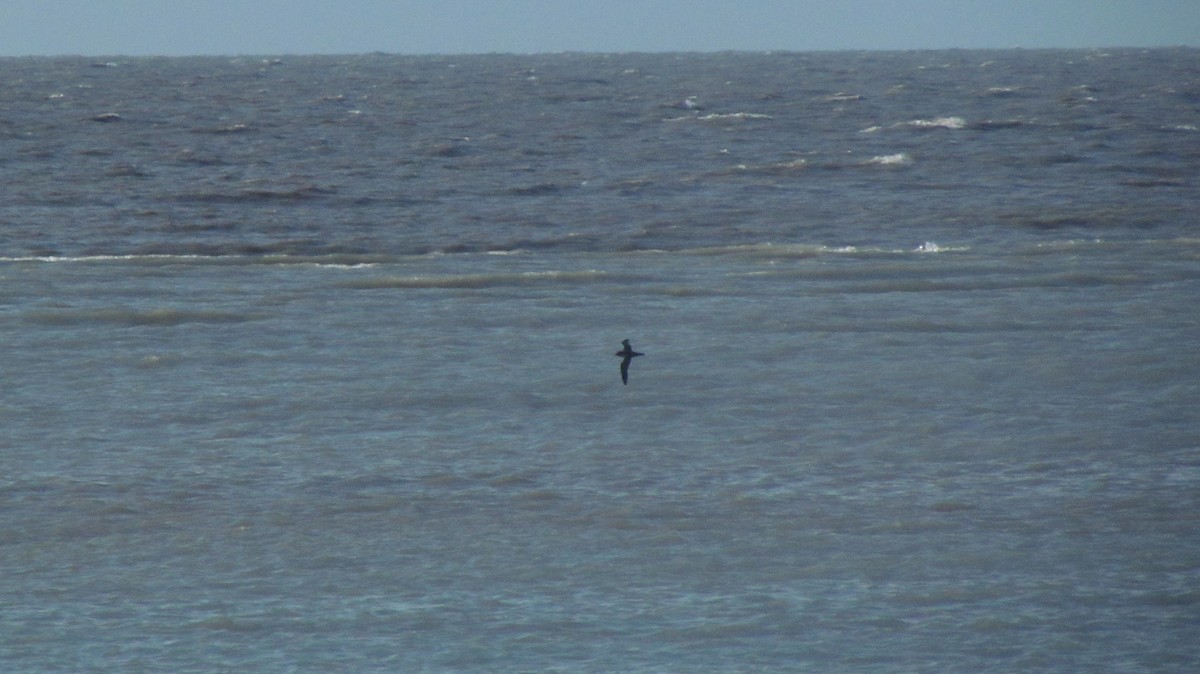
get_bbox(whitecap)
[866,153,911,166]
[914,241,969,253]
[906,116,966,130]
[697,112,774,121]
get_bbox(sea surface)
[2,49,1199,672]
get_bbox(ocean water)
[2,49,1199,671]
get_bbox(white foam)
[914,241,969,253]
[866,153,911,166]
[906,116,966,130]
[0,253,388,268]
[697,112,773,121]
[0,254,208,264]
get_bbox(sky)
[1,0,1197,57]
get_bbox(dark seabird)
[614,339,644,385]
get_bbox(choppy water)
[2,49,1199,672]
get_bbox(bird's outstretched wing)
[620,357,630,385]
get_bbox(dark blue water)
[4,49,1197,257]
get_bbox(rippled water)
[2,49,1199,671]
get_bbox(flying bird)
[614,339,644,385]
